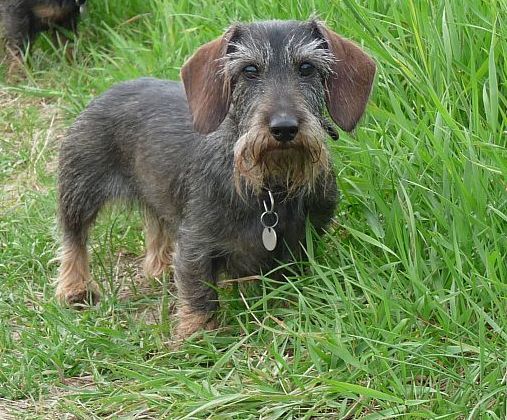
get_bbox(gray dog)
[57,19,375,339]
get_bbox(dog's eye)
[242,65,259,79]
[299,62,315,77]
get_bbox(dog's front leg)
[2,11,29,81]
[54,15,80,62]
[172,239,219,340]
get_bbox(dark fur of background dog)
[0,0,86,77]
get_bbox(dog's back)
[66,77,194,154]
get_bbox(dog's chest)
[224,201,307,276]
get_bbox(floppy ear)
[316,23,376,132]
[181,28,235,134]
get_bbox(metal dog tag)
[262,227,277,251]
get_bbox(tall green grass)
[1,0,506,417]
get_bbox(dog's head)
[181,20,376,195]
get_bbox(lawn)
[0,0,506,418]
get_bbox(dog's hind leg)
[56,178,106,306]
[56,231,97,306]
[143,209,173,278]
[56,136,129,305]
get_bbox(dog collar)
[261,189,278,251]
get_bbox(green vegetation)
[1,0,505,417]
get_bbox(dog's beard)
[233,115,330,197]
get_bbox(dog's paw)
[143,257,170,278]
[172,306,218,342]
[55,283,100,308]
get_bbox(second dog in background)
[0,0,87,77]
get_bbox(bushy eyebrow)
[220,31,334,77]
[221,32,272,77]
[285,36,334,74]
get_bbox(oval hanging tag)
[262,227,277,251]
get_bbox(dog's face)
[181,20,376,195]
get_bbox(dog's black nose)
[269,116,299,143]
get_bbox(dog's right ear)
[181,28,236,134]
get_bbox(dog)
[0,0,87,77]
[56,19,376,340]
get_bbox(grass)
[1,0,506,417]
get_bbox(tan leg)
[55,239,99,305]
[4,47,26,82]
[143,213,173,278]
[173,304,218,341]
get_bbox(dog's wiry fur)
[56,20,375,340]
[0,0,86,76]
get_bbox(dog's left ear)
[181,28,236,134]
[314,22,376,132]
